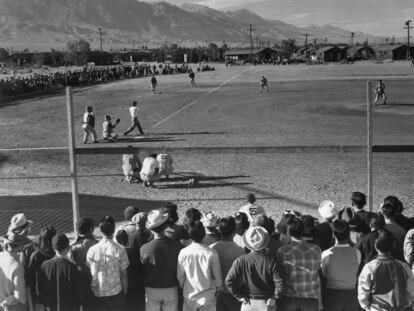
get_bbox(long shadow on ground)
[0,192,164,235]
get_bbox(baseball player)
[82,106,98,144]
[156,154,173,179]
[102,114,120,141]
[151,74,157,94]
[122,153,141,183]
[123,101,145,136]
[374,79,387,105]
[189,70,195,87]
[140,154,160,187]
[259,76,269,93]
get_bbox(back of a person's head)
[52,233,70,253]
[246,193,256,204]
[115,228,129,247]
[188,220,206,243]
[39,226,57,252]
[382,204,396,220]
[375,232,393,254]
[183,208,202,228]
[253,214,274,234]
[277,212,297,234]
[301,215,317,237]
[100,216,115,237]
[132,101,137,106]
[218,217,236,238]
[332,220,350,243]
[124,206,139,221]
[286,217,305,239]
[370,213,385,230]
[235,212,250,235]
[77,217,95,235]
[383,196,403,214]
[351,192,366,209]
[162,202,179,224]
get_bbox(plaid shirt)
[277,238,321,299]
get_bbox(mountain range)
[0,0,385,50]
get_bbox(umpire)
[123,101,145,136]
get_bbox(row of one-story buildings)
[224,44,414,63]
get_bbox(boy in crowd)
[358,232,414,310]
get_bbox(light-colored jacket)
[404,229,414,272]
[358,254,414,311]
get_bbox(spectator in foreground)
[122,206,150,252]
[210,217,244,311]
[358,232,414,311]
[233,212,250,250]
[163,202,186,241]
[201,211,220,245]
[39,233,83,311]
[181,208,202,246]
[115,227,145,311]
[315,200,337,251]
[320,220,361,311]
[253,214,282,256]
[404,228,414,272]
[28,226,56,309]
[177,220,222,311]
[68,217,98,311]
[239,193,266,223]
[277,217,321,311]
[87,216,129,311]
[0,232,29,310]
[351,191,372,235]
[226,226,284,311]
[140,209,183,311]
[356,213,403,266]
[382,203,406,247]
[384,195,411,232]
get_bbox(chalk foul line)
[150,66,254,129]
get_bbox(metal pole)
[66,87,80,233]
[367,82,373,211]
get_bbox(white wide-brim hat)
[146,209,168,230]
[242,226,270,251]
[318,200,338,219]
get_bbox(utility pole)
[313,38,317,51]
[350,32,355,47]
[303,34,310,59]
[98,27,103,52]
[249,24,255,63]
[404,20,412,60]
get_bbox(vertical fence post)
[367,82,373,211]
[66,87,80,233]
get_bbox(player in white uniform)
[82,106,98,144]
[374,79,387,105]
[140,154,160,187]
[122,154,141,183]
[156,154,173,179]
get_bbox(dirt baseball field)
[1,61,414,234]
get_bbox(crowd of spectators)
[0,63,193,98]
[1,192,414,311]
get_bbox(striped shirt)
[277,238,321,300]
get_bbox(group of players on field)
[82,73,389,144]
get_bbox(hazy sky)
[144,0,414,36]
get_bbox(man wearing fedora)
[225,226,284,311]
[177,220,222,311]
[0,232,30,311]
[140,209,183,311]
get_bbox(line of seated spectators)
[0,63,193,98]
[0,191,413,311]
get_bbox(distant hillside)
[0,0,383,50]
